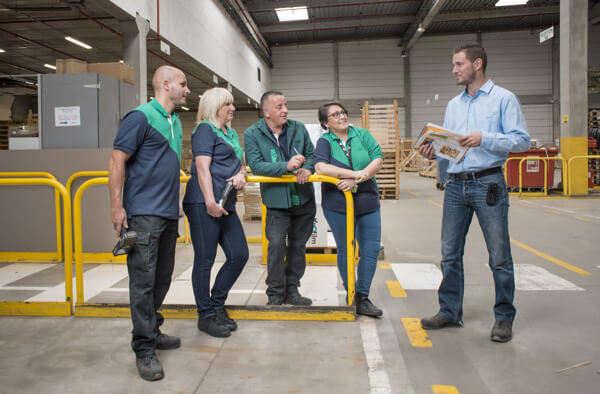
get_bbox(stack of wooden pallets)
[0,120,24,150]
[589,108,600,186]
[399,139,419,172]
[362,100,400,199]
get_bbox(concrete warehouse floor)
[1,173,599,394]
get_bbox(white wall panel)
[287,109,320,125]
[522,104,553,145]
[108,0,270,101]
[339,39,404,99]
[409,34,475,137]
[271,43,335,101]
[484,31,552,96]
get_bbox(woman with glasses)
[314,102,384,317]
[183,87,248,337]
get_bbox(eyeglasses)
[327,110,348,120]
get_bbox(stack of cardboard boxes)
[56,59,135,85]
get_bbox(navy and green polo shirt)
[183,121,243,211]
[314,125,383,215]
[113,99,182,220]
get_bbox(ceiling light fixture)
[65,36,92,50]
[44,63,56,70]
[495,0,528,6]
[181,106,190,111]
[416,24,425,33]
[275,6,309,22]
[0,48,5,53]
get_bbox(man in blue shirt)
[109,65,190,380]
[419,43,530,343]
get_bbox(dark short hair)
[317,102,348,129]
[454,43,487,73]
[260,91,284,114]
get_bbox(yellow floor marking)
[544,209,561,215]
[379,258,391,269]
[510,238,591,275]
[401,317,432,347]
[428,200,442,208]
[575,216,591,222]
[432,385,459,394]
[386,280,407,298]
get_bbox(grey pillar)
[552,31,560,143]
[333,42,340,101]
[403,55,411,139]
[560,0,588,194]
[120,14,150,105]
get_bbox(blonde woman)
[182,87,248,337]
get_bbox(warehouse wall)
[109,0,270,102]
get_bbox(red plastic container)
[506,149,558,188]
[589,169,594,188]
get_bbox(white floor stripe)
[298,266,340,306]
[391,263,584,291]
[79,265,129,301]
[26,280,70,302]
[520,200,600,220]
[359,319,392,394]
[515,264,584,291]
[163,266,194,304]
[0,263,54,287]
[390,263,442,289]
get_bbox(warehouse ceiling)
[0,0,599,110]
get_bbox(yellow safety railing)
[73,175,190,304]
[0,172,63,262]
[0,177,73,316]
[504,156,567,197]
[566,155,600,196]
[246,174,357,305]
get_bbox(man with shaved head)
[109,65,190,381]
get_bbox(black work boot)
[491,320,513,343]
[355,293,383,317]
[156,332,181,350]
[267,294,284,305]
[420,313,462,329]
[136,354,164,381]
[197,314,231,338]
[284,291,312,306]
[215,308,237,331]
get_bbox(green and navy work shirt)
[314,125,383,215]
[183,121,243,211]
[113,99,182,220]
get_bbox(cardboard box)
[87,62,135,85]
[56,58,88,74]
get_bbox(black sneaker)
[420,313,462,329]
[156,333,181,350]
[215,308,237,331]
[197,314,231,338]
[491,320,512,343]
[267,294,284,305]
[355,294,383,318]
[284,292,312,306]
[136,354,164,381]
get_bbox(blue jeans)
[183,203,248,318]
[322,208,381,295]
[439,171,516,323]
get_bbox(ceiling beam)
[259,15,413,34]
[246,0,417,12]
[433,5,560,23]
[401,0,448,53]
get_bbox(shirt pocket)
[485,111,501,133]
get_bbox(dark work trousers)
[265,198,316,297]
[127,215,178,357]
[183,203,249,319]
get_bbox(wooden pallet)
[399,150,419,172]
[243,214,261,222]
[418,157,438,178]
[0,120,25,150]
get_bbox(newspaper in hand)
[413,123,469,163]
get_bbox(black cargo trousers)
[126,215,178,357]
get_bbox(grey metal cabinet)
[39,73,136,149]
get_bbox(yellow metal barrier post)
[567,155,600,196]
[74,174,356,321]
[0,178,73,316]
[503,156,567,198]
[0,172,63,262]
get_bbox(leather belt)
[449,167,501,180]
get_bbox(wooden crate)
[362,100,400,199]
[418,156,438,178]
[0,120,25,150]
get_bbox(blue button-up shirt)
[443,79,530,173]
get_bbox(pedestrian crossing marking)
[401,318,432,348]
[386,281,407,298]
[510,238,591,276]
